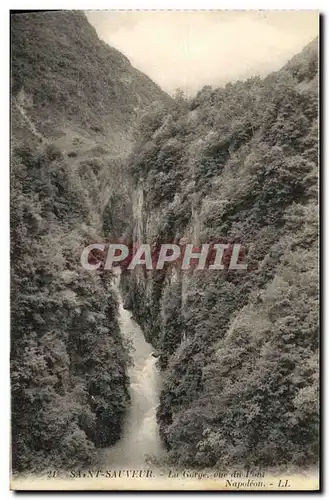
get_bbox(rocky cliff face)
[124,38,319,467]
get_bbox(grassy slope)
[11,11,169,152]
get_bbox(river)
[98,275,163,468]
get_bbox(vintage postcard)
[10,9,319,491]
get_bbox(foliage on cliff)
[10,144,131,472]
[126,38,319,467]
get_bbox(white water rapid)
[98,275,163,468]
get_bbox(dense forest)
[124,37,319,467]
[10,143,133,471]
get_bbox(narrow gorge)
[98,274,163,469]
[11,10,319,478]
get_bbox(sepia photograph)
[10,8,319,491]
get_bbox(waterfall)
[98,273,163,468]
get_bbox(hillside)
[10,11,169,473]
[124,37,319,468]
[11,10,168,153]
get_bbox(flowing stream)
[98,275,163,468]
